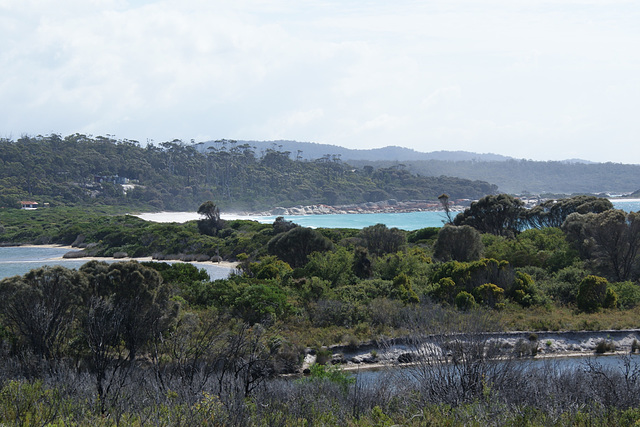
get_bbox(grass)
[498,305,640,332]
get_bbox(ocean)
[137,199,640,231]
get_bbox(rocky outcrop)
[306,329,640,373]
[264,199,468,216]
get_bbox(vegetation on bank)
[2,194,640,424]
[0,134,497,211]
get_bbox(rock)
[71,234,85,247]
[113,251,128,259]
[63,250,86,259]
[331,354,345,365]
[397,352,418,364]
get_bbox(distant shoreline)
[137,197,640,221]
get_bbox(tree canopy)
[0,134,498,211]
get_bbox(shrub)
[576,275,612,313]
[595,339,615,354]
[455,291,476,311]
[434,224,484,262]
[510,271,537,307]
[392,273,419,304]
[609,281,640,309]
[473,283,505,308]
[315,348,333,365]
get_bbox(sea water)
[2,199,638,280]
[138,199,640,231]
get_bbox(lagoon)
[0,246,235,281]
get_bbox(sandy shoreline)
[4,244,238,269]
[7,244,76,249]
[50,254,239,269]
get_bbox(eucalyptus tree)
[80,260,178,361]
[454,194,526,237]
[527,195,613,229]
[197,200,224,236]
[563,210,640,281]
[0,266,88,360]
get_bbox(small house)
[20,201,39,210]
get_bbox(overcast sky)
[1,0,638,162]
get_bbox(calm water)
[354,353,640,384]
[139,199,640,231]
[3,199,638,280]
[0,247,235,281]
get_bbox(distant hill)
[200,140,513,162]
[197,140,640,194]
[347,159,640,195]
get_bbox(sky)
[1,0,638,163]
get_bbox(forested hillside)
[349,159,640,194]
[0,134,497,211]
[203,139,513,162]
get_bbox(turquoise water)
[2,199,637,279]
[252,210,453,231]
[613,199,640,212]
[249,199,639,231]
[0,247,234,281]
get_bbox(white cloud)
[0,0,638,162]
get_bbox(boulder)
[63,250,86,259]
[397,352,418,364]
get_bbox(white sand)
[133,211,271,223]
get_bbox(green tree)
[267,227,334,269]
[438,193,454,224]
[454,194,526,237]
[434,224,484,262]
[483,227,577,272]
[197,200,224,236]
[509,271,537,307]
[305,247,355,288]
[249,256,293,280]
[527,195,613,229]
[0,266,88,359]
[352,247,373,279]
[233,284,292,324]
[563,210,640,281]
[80,261,177,360]
[272,216,297,234]
[360,223,406,257]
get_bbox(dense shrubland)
[3,194,640,424]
